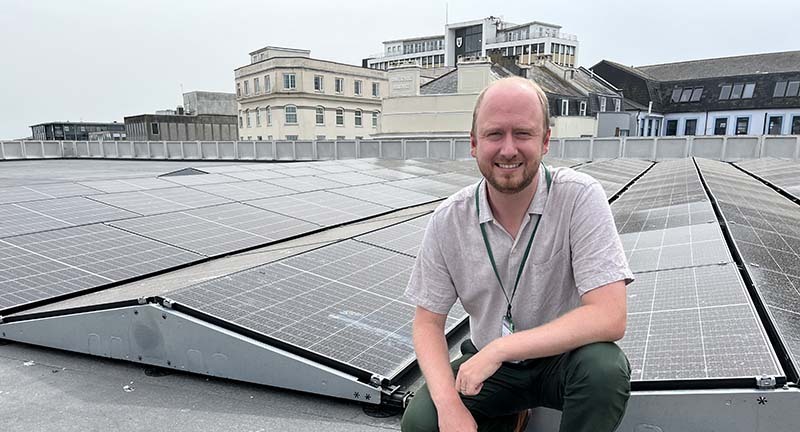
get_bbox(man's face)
[470,82,550,195]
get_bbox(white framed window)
[561,100,569,116]
[335,77,344,94]
[266,106,272,125]
[254,77,260,94]
[579,101,587,116]
[314,75,324,92]
[372,111,379,128]
[284,105,297,124]
[354,80,362,96]
[245,109,251,127]
[255,107,261,126]
[614,98,621,112]
[236,83,241,97]
[336,107,344,126]
[315,106,325,125]
[244,80,250,96]
[355,109,362,127]
[372,82,380,97]
[599,96,607,112]
[238,111,243,128]
[264,75,271,92]
[286,135,298,141]
[283,73,296,90]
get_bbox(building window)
[665,120,678,136]
[314,75,324,92]
[335,77,344,94]
[266,106,272,125]
[743,83,756,98]
[791,116,800,134]
[236,83,241,97]
[599,96,607,112]
[684,119,697,136]
[286,135,298,141]
[372,111,379,128]
[238,111,243,128]
[561,100,569,116]
[284,105,298,124]
[265,75,271,92]
[283,73,296,90]
[768,116,783,135]
[719,85,732,100]
[774,81,787,97]
[787,81,800,97]
[673,87,703,102]
[316,106,325,125]
[714,117,728,135]
[244,109,251,127]
[735,117,749,135]
[254,77,260,94]
[774,81,799,97]
[579,101,587,116]
[244,80,250,96]
[151,123,159,135]
[731,83,744,99]
[336,107,344,126]
[354,80,362,96]
[372,82,380,97]
[255,107,261,126]
[614,98,621,112]
[355,109,362,127]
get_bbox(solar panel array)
[576,159,652,198]
[166,236,467,381]
[0,159,481,314]
[615,159,780,381]
[735,158,800,197]
[697,158,800,375]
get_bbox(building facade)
[124,113,238,141]
[377,57,624,139]
[592,51,800,137]
[30,122,125,141]
[183,91,237,116]
[235,47,388,141]
[364,16,579,70]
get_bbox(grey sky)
[1,0,797,140]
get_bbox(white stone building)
[235,47,388,141]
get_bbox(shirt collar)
[476,166,550,225]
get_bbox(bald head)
[470,77,550,137]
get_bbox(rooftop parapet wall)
[1,136,799,162]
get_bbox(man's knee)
[400,387,439,432]
[566,342,631,397]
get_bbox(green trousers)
[401,340,631,432]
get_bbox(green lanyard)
[475,163,552,321]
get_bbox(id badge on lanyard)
[501,314,515,337]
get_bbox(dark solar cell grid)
[77,177,175,193]
[316,172,384,186]
[0,204,70,238]
[16,197,138,226]
[189,181,295,202]
[619,264,779,381]
[263,176,349,192]
[88,188,232,216]
[247,191,391,227]
[360,168,419,181]
[161,173,242,186]
[24,183,103,198]
[0,186,52,205]
[329,184,439,209]
[3,224,200,283]
[167,240,467,379]
[355,215,431,257]
[386,177,463,198]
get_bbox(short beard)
[481,162,539,195]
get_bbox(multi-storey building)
[364,16,578,70]
[235,47,388,141]
[30,122,126,141]
[592,51,800,137]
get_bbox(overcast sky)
[1,0,798,139]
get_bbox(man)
[401,77,632,432]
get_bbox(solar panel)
[110,203,319,256]
[14,197,137,228]
[77,177,176,193]
[247,191,392,227]
[0,203,71,237]
[189,181,295,201]
[386,177,463,197]
[87,188,232,216]
[165,240,467,380]
[160,173,242,186]
[0,240,110,312]
[275,166,330,177]
[263,176,349,192]
[0,186,53,205]
[360,168,419,181]
[698,158,800,373]
[619,264,780,381]
[24,183,103,198]
[329,184,439,209]
[3,224,200,285]
[355,215,431,257]
[222,170,289,181]
[316,172,384,186]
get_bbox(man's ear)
[542,128,551,156]
[470,133,477,158]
